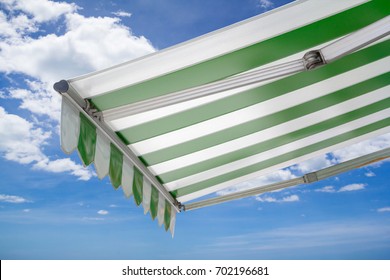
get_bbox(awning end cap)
[53,80,70,94]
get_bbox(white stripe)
[60,98,80,154]
[142,178,152,214]
[149,86,390,175]
[165,109,390,191]
[93,131,110,179]
[121,159,134,198]
[178,127,390,202]
[69,0,367,98]
[132,57,390,154]
[157,193,165,227]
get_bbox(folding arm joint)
[84,99,104,122]
[303,50,326,70]
[303,172,319,183]
[175,201,185,212]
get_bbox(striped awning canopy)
[55,0,390,234]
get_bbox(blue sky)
[0,0,389,260]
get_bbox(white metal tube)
[322,16,390,63]
[103,59,305,121]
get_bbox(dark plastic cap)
[53,80,69,93]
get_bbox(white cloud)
[377,207,390,213]
[83,217,104,221]
[338,183,366,192]
[316,184,366,193]
[288,134,390,182]
[0,11,38,39]
[3,0,78,22]
[217,169,295,196]
[0,194,31,203]
[365,171,376,177]
[258,0,274,10]
[0,106,93,180]
[256,194,299,203]
[292,154,333,174]
[315,186,336,193]
[0,106,50,164]
[4,80,61,121]
[112,10,132,18]
[23,209,31,212]
[0,10,156,84]
[282,194,300,202]
[332,133,390,163]
[33,158,94,181]
[256,196,276,203]
[97,210,109,215]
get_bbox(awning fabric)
[57,0,390,234]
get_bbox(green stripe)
[164,203,171,231]
[109,143,123,189]
[159,99,390,183]
[150,186,159,220]
[120,39,390,145]
[77,113,96,166]
[132,167,143,206]
[91,0,389,111]
[173,119,390,198]
[142,71,390,166]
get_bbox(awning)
[54,0,390,235]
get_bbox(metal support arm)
[184,147,390,211]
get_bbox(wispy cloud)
[256,194,299,203]
[315,186,336,193]
[258,0,274,11]
[315,184,366,193]
[377,207,390,213]
[97,210,109,215]
[332,133,390,163]
[83,217,105,221]
[365,171,376,177]
[218,169,296,196]
[338,183,366,192]
[292,154,333,175]
[33,158,95,181]
[112,10,132,18]
[0,194,31,203]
